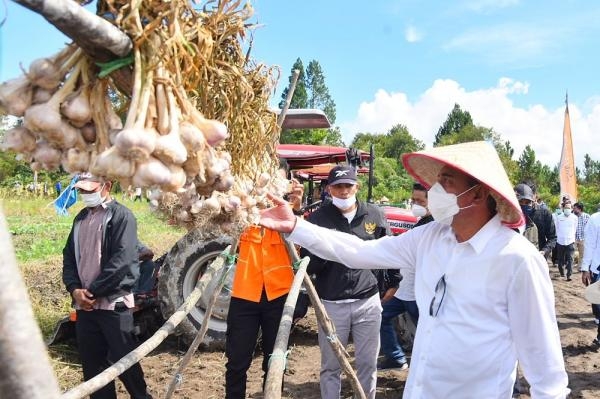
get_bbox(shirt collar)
[436,214,502,254]
[464,214,502,254]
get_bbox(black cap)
[328,165,357,185]
[514,183,534,201]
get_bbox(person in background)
[260,141,569,399]
[224,160,304,399]
[514,183,556,258]
[55,180,62,197]
[581,205,600,343]
[133,241,157,295]
[555,202,578,281]
[62,174,152,399]
[552,206,563,266]
[573,202,590,273]
[378,183,433,371]
[301,165,388,399]
[134,187,143,202]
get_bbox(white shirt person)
[260,141,569,399]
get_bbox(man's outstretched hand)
[259,194,297,233]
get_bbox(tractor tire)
[157,229,233,348]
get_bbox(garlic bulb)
[115,127,157,161]
[32,87,54,104]
[0,76,33,117]
[179,121,206,152]
[0,127,37,154]
[33,141,61,170]
[61,85,92,127]
[61,148,90,173]
[132,157,171,187]
[28,57,62,90]
[81,123,97,143]
[91,146,135,178]
[160,165,187,192]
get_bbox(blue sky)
[2,0,600,167]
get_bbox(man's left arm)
[88,210,138,297]
[507,253,569,398]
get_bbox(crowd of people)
[61,140,600,399]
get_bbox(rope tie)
[219,251,237,266]
[326,334,338,343]
[268,350,291,369]
[292,260,302,271]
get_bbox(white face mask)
[411,204,428,218]
[563,209,572,216]
[331,194,356,210]
[81,186,106,208]
[427,182,478,225]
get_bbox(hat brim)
[401,141,524,228]
[329,179,357,185]
[74,180,103,191]
[585,280,600,304]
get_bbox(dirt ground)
[108,262,600,399]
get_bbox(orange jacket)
[231,226,294,302]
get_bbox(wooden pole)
[62,247,232,399]
[0,208,61,398]
[164,240,239,399]
[277,69,300,128]
[263,254,310,398]
[11,0,132,61]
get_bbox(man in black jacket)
[62,174,151,399]
[515,183,556,258]
[301,165,389,399]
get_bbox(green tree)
[517,145,541,184]
[306,60,336,124]
[382,124,425,160]
[324,126,345,147]
[434,103,473,146]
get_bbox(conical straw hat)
[585,280,600,304]
[401,141,524,228]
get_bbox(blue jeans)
[380,297,419,363]
[592,273,600,327]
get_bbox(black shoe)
[566,277,572,281]
[592,337,600,347]
[377,358,408,371]
[560,273,565,277]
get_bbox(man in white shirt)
[260,141,569,399]
[581,207,600,343]
[555,203,578,281]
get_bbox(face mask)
[563,209,572,216]
[427,182,478,225]
[411,204,428,218]
[81,186,106,208]
[520,204,534,217]
[555,208,562,215]
[331,195,356,210]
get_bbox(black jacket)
[62,200,139,301]
[530,206,556,256]
[301,201,389,301]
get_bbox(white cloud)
[405,25,422,43]
[339,78,599,169]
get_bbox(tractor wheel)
[157,229,233,348]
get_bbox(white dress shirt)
[582,212,600,273]
[290,215,569,399]
[555,213,577,245]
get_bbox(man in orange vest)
[224,160,304,399]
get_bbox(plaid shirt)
[576,212,591,241]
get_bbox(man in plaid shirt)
[574,202,591,273]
